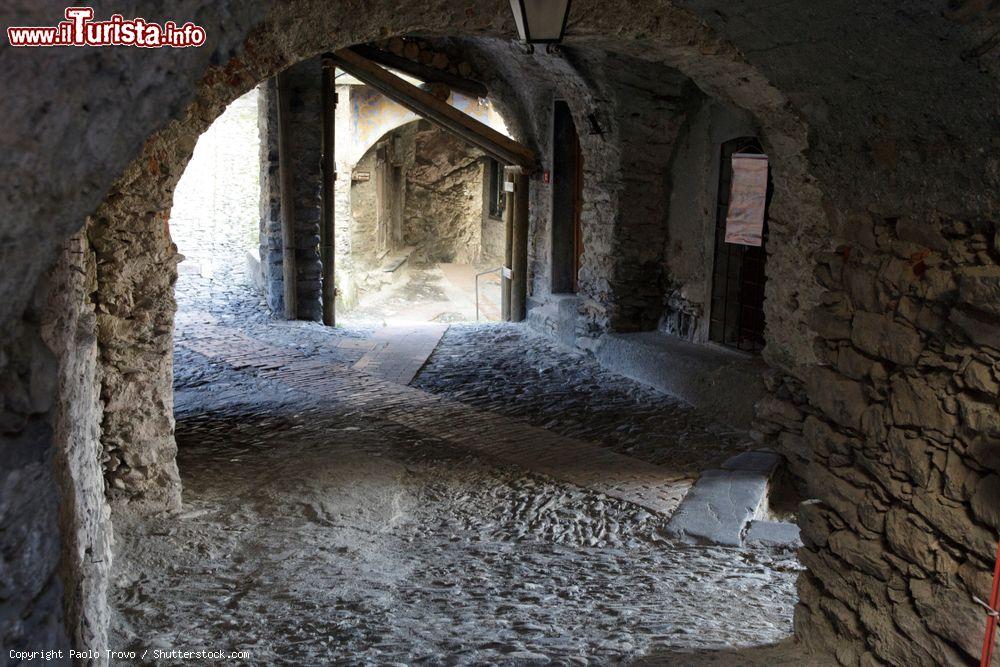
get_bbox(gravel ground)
[128,96,814,666]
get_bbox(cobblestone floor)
[112,397,807,665]
[124,99,815,666]
[413,325,749,473]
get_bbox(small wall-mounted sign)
[352,171,371,182]
[542,171,551,184]
[504,181,515,192]
[725,153,768,247]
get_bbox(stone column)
[259,59,325,321]
[89,192,182,513]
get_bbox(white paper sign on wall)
[725,153,768,247]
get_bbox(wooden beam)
[501,171,514,321]
[349,45,488,98]
[509,167,530,322]
[330,48,536,171]
[275,70,298,320]
[320,57,337,327]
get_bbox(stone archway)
[9,2,829,658]
[81,7,822,508]
[6,2,997,664]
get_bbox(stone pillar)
[258,79,284,314]
[88,176,182,513]
[40,232,113,661]
[259,59,324,321]
[284,59,323,321]
[321,57,337,326]
[277,69,299,320]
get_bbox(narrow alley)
[108,234,803,665]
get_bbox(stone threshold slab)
[665,450,799,547]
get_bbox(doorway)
[708,137,770,353]
[551,100,584,294]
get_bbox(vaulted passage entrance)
[103,33,807,664]
[343,119,507,323]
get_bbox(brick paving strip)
[352,323,449,385]
[177,320,693,516]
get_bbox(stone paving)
[143,101,811,665]
[111,391,808,665]
[179,319,692,516]
[353,322,449,385]
[412,324,751,474]
[162,296,806,663]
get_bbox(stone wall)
[345,121,496,297]
[470,42,714,347]
[0,302,68,656]
[344,145,390,303]
[466,35,828,370]
[400,123,491,265]
[590,52,698,334]
[258,79,283,314]
[481,193,506,265]
[756,216,1000,665]
[40,233,113,661]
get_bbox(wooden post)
[510,167,530,322]
[501,168,514,321]
[321,57,337,327]
[276,70,297,320]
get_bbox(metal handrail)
[475,267,502,322]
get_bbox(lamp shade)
[509,0,571,44]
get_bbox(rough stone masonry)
[0,1,997,665]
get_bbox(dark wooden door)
[552,100,584,294]
[374,141,390,259]
[708,137,770,353]
[571,125,583,293]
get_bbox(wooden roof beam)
[330,48,536,172]
[349,44,489,99]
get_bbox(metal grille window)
[708,137,771,353]
[488,158,506,219]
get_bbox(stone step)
[380,245,417,273]
[664,450,799,548]
[593,331,768,430]
[745,520,802,548]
